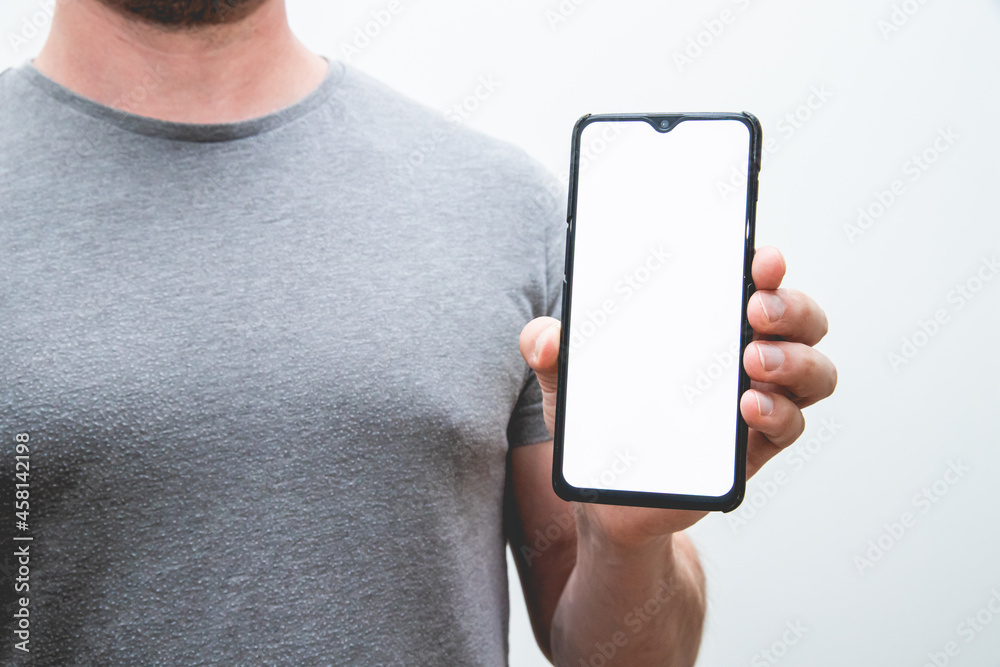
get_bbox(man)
[0,0,836,664]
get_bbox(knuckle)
[792,411,807,442]
[826,361,839,396]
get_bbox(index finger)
[751,246,787,291]
[748,246,830,345]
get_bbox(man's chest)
[0,193,534,507]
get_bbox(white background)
[3,1,999,665]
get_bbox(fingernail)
[755,343,784,371]
[758,292,785,324]
[531,334,546,366]
[754,391,774,417]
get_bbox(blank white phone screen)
[562,118,751,497]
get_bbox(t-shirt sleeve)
[506,162,567,449]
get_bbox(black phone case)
[552,112,763,513]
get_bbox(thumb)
[518,316,561,395]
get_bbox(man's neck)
[32,0,328,124]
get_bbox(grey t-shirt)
[0,56,565,665]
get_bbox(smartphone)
[553,112,762,512]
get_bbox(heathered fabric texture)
[0,56,565,665]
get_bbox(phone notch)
[649,115,683,133]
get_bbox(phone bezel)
[552,112,763,513]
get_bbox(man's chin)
[95,0,270,28]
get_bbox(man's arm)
[508,247,837,666]
[505,440,706,666]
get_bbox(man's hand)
[512,246,836,665]
[518,245,836,540]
